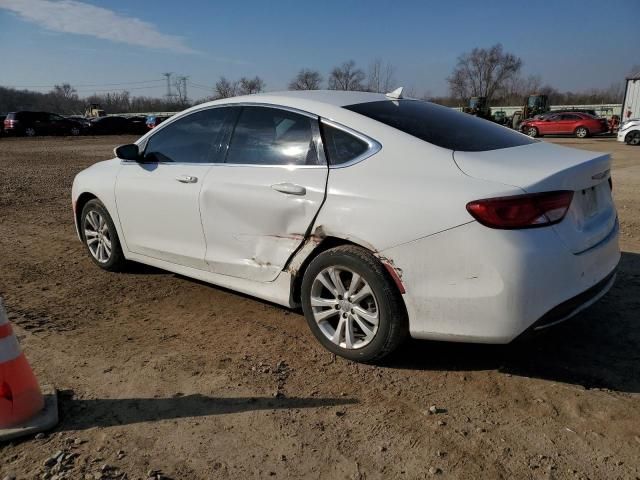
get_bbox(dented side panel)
[200,166,328,282]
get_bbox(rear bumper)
[382,219,620,344]
[517,268,616,339]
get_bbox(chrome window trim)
[126,102,325,169]
[320,118,382,169]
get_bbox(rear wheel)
[574,126,589,138]
[24,127,36,137]
[81,199,127,271]
[301,245,408,363]
[525,126,539,137]
[625,131,640,145]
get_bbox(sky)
[0,0,638,99]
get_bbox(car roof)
[197,90,388,116]
[179,90,395,129]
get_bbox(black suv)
[3,111,85,137]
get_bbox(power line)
[188,83,212,92]
[6,79,165,88]
[190,81,213,90]
[74,85,165,93]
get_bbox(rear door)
[560,114,582,134]
[47,114,68,135]
[200,105,328,282]
[115,107,233,270]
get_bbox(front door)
[115,107,233,270]
[200,105,328,282]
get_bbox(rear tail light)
[466,191,574,229]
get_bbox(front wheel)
[625,131,640,145]
[525,126,539,137]
[81,199,127,271]
[70,126,81,136]
[300,245,408,363]
[574,126,589,138]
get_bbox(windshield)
[344,100,535,152]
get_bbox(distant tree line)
[0,84,187,115]
[1,51,633,115]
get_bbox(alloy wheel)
[25,127,36,137]
[576,127,588,138]
[526,127,537,137]
[84,210,112,263]
[310,266,379,350]
[627,131,640,145]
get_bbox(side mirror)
[114,143,141,161]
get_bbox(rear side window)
[144,108,232,163]
[321,123,369,165]
[345,100,536,152]
[225,107,320,166]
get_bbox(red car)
[521,112,608,138]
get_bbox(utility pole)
[181,76,189,103]
[162,72,173,99]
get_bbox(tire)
[80,199,127,271]
[300,245,408,363]
[70,126,81,136]
[574,126,589,138]
[525,126,539,138]
[24,127,36,137]
[625,131,640,146]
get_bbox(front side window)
[345,100,536,152]
[321,123,369,165]
[144,108,232,163]
[225,107,320,166]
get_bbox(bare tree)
[289,69,323,90]
[238,76,265,95]
[447,44,523,102]
[498,74,543,105]
[214,76,238,99]
[367,59,396,93]
[52,83,77,100]
[328,60,366,91]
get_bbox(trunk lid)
[454,141,616,254]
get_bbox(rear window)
[321,123,369,165]
[344,100,535,152]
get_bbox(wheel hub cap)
[310,266,379,350]
[84,210,112,264]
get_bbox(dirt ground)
[0,134,639,480]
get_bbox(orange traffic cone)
[0,299,58,441]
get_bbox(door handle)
[271,183,306,196]
[176,175,198,184]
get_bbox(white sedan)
[72,90,620,362]
[617,118,640,145]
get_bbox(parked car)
[127,116,149,135]
[617,118,640,145]
[145,114,170,129]
[4,111,85,137]
[87,116,134,135]
[66,115,91,128]
[0,115,5,136]
[72,91,619,362]
[521,112,608,138]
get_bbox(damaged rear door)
[200,105,328,282]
